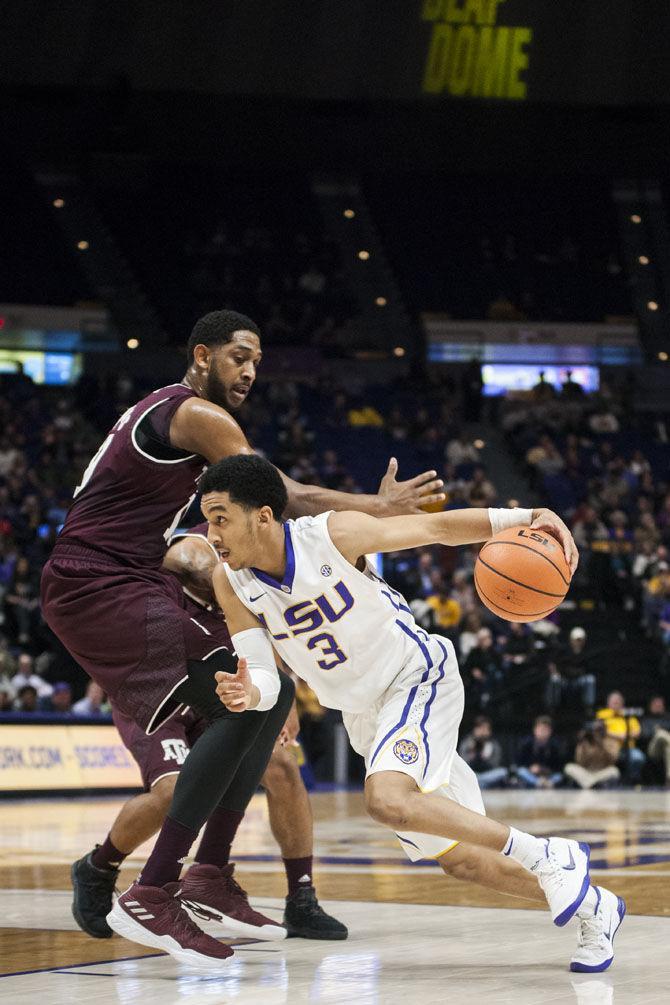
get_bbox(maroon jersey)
[59,384,206,569]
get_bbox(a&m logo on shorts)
[393,739,419,764]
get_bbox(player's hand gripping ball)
[474,526,572,623]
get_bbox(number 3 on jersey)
[307,632,348,670]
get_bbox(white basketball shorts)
[343,630,485,861]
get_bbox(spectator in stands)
[463,628,503,711]
[0,635,17,681]
[571,504,608,551]
[425,575,462,640]
[640,695,670,785]
[545,627,596,713]
[597,690,645,783]
[387,406,409,442]
[450,569,477,618]
[15,683,39,713]
[0,682,15,712]
[533,436,566,478]
[4,555,41,644]
[561,369,584,400]
[458,716,508,789]
[588,406,620,434]
[445,432,480,468]
[564,720,620,789]
[516,716,565,789]
[39,681,73,715]
[72,680,109,718]
[11,653,52,699]
[466,467,497,506]
[500,621,534,670]
[458,611,483,660]
[531,371,555,403]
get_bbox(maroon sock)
[194,806,245,869]
[139,815,198,887]
[284,856,314,896]
[91,834,127,872]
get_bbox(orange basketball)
[474,526,571,623]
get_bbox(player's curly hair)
[200,454,288,520]
[187,310,261,364]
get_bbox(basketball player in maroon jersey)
[72,527,347,942]
[42,310,444,970]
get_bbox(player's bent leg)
[110,774,176,853]
[262,745,348,940]
[364,769,592,926]
[438,841,545,903]
[71,775,177,939]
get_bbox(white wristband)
[488,507,533,536]
[231,627,280,711]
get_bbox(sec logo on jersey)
[320,564,332,577]
[393,739,419,764]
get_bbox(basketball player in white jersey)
[200,454,625,974]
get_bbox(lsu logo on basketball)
[517,529,551,548]
[393,739,419,764]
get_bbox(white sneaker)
[533,837,591,926]
[570,886,626,973]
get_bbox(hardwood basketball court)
[0,789,668,1003]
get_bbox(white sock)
[576,885,599,920]
[502,827,548,872]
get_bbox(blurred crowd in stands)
[96,167,356,344]
[2,362,670,788]
[365,175,632,323]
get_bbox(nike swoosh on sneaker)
[250,593,265,603]
[563,847,576,871]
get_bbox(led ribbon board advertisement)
[0,725,142,791]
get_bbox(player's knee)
[150,774,177,815]
[263,745,299,793]
[364,778,409,829]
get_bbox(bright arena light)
[127,338,140,349]
[77,240,89,250]
[358,250,370,260]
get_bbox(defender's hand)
[530,507,579,576]
[377,457,445,515]
[215,657,253,712]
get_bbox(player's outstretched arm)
[279,456,446,518]
[328,506,578,574]
[171,399,445,517]
[211,565,281,712]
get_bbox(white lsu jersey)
[223,511,453,713]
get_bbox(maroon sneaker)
[180,863,287,941]
[107,882,234,971]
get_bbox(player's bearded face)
[204,333,261,412]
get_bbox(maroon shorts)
[41,541,232,734]
[112,704,207,790]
